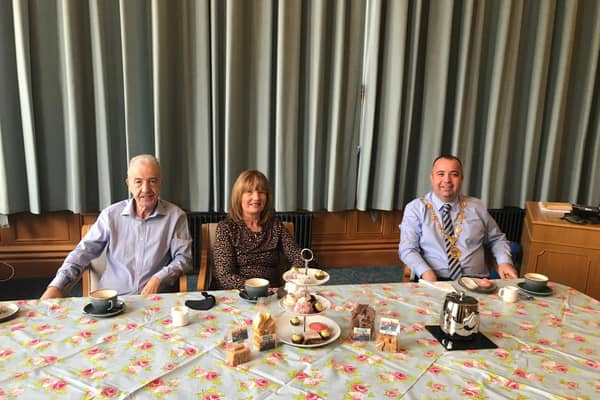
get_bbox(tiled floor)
[0,265,406,301]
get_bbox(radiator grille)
[187,212,313,269]
[488,207,526,243]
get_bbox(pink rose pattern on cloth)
[0,282,598,398]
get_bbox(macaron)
[308,322,328,332]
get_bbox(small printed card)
[352,327,372,341]
[227,327,249,343]
[379,317,400,335]
[257,334,277,351]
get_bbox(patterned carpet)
[0,265,406,301]
[323,265,406,285]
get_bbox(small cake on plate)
[293,292,324,314]
[303,331,323,345]
[309,322,328,332]
[293,297,314,314]
[291,333,304,344]
[319,329,331,339]
[283,293,297,307]
[314,269,327,280]
[313,301,324,312]
[476,278,492,288]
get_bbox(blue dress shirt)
[399,192,512,279]
[49,199,192,295]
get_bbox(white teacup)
[171,306,190,327]
[498,285,519,303]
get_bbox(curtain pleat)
[0,2,26,213]
[359,0,600,210]
[0,0,598,218]
[12,0,40,213]
[274,1,302,211]
[89,0,127,206]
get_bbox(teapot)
[440,291,479,340]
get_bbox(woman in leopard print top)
[213,170,317,290]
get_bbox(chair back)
[80,224,107,296]
[196,223,218,291]
[196,221,294,291]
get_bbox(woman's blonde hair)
[228,170,274,225]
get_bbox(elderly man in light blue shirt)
[41,154,191,298]
[399,155,518,282]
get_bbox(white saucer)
[518,282,553,297]
[0,302,19,322]
[276,314,341,348]
[83,301,125,318]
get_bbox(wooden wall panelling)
[520,202,600,300]
[311,210,404,269]
[0,212,83,278]
[2,210,410,280]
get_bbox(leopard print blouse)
[212,217,316,289]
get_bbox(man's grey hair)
[128,154,160,176]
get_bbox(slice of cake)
[303,330,323,345]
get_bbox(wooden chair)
[80,224,186,295]
[80,225,106,296]
[193,221,294,291]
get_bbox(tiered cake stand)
[276,249,341,348]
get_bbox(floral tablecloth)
[1,280,599,399]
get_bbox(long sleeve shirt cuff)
[48,273,72,292]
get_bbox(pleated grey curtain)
[0,0,365,218]
[359,0,600,210]
[0,0,599,222]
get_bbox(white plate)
[0,302,19,322]
[276,314,341,348]
[279,294,331,316]
[282,268,330,286]
[458,277,497,294]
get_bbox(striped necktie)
[442,203,462,279]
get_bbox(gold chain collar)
[422,196,467,260]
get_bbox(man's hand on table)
[420,269,438,282]
[40,286,64,299]
[141,276,161,295]
[497,263,518,279]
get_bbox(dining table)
[0,279,599,399]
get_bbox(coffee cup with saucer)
[84,289,125,317]
[243,278,270,300]
[518,273,552,296]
